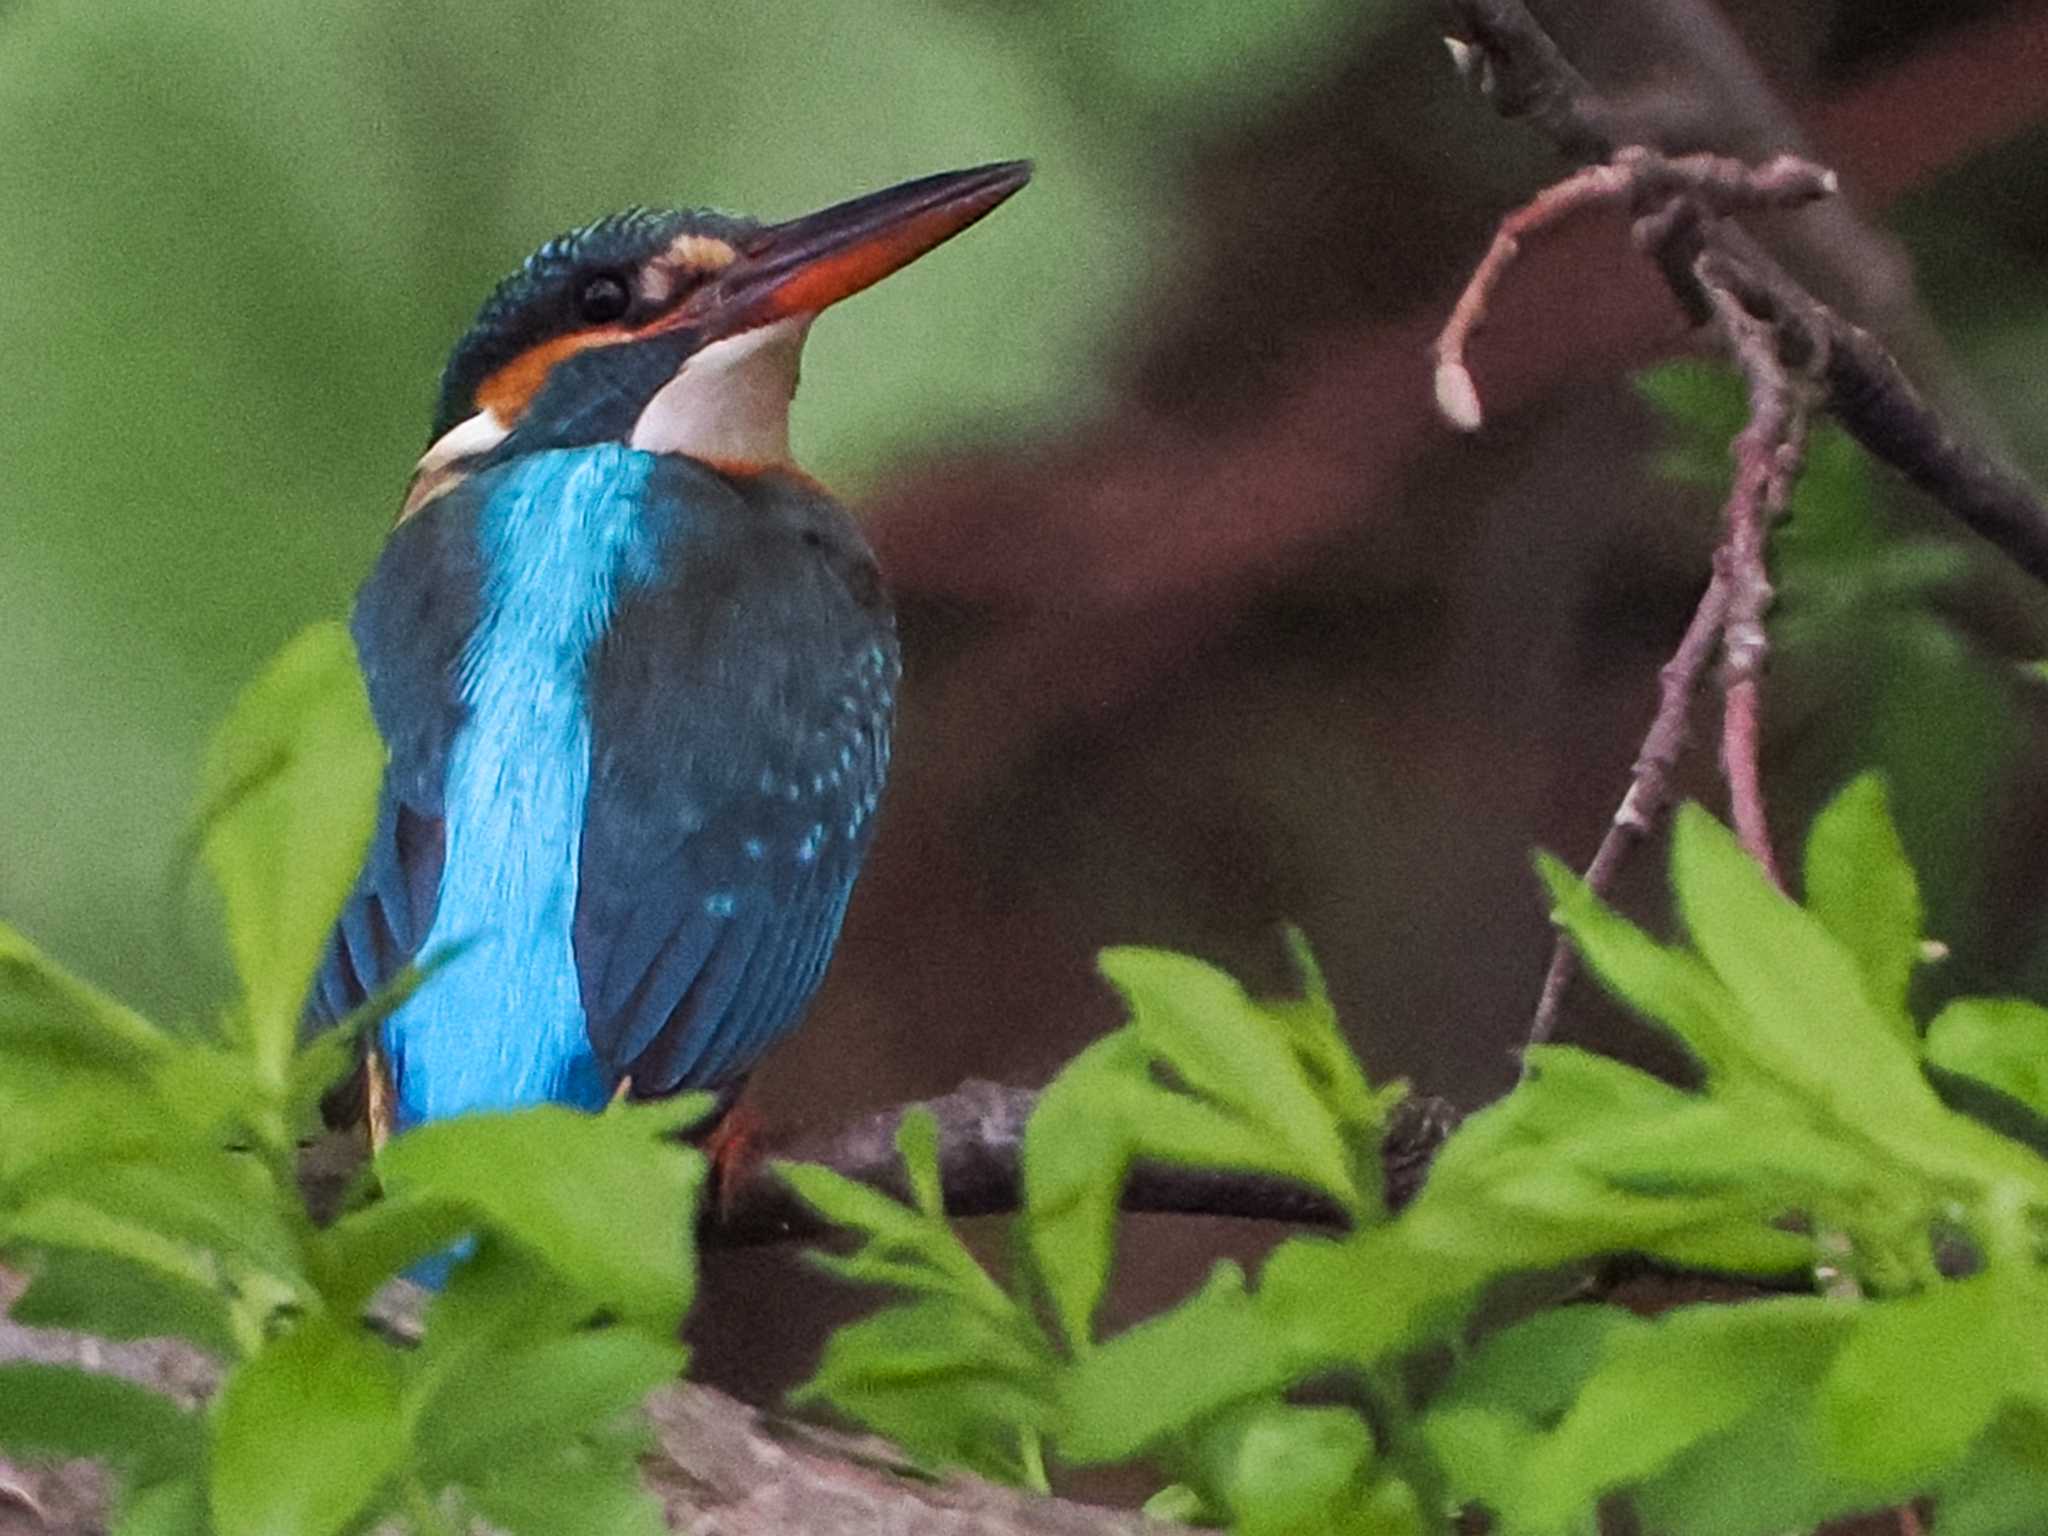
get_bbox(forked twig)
[1429,0,2024,1058]
[1445,144,1826,1059]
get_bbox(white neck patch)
[399,407,510,523]
[629,316,810,467]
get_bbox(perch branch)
[302,1080,1459,1251]
[710,1078,1458,1247]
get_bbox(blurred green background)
[0,0,1394,1011]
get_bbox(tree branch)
[1526,570,1730,1049]
[709,1079,1459,1248]
[1444,0,2048,587]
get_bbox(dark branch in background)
[1437,0,2048,1062]
[1445,0,2048,582]
[709,1079,1460,1247]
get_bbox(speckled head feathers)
[431,207,759,441]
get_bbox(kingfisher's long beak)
[683,161,1032,339]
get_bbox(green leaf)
[1023,939,1388,1349]
[777,1158,996,1303]
[113,1476,210,1536]
[8,1248,237,1358]
[0,1063,199,1194]
[1441,1307,1648,1427]
[198,622,382,1082]
[795,1295,1053,1483]
[463,1442,669,1536]
[1515,1298,1854,1525]
[1929,1404,2048,1536]
[1020,1028,1150,1348]
[0,922,165,1068]
[1142,1484,1209,1523]
[1455,1045,1697,1173]
[208,1316,404,1536]
[1536,854,1748,1080]
[413,1328,683,1486]
[43,1156,301,1283]
[1817,1270,2048,1488]
[414,1238,603,1393]
[313,1190,476,1315]
[376,1099,705,1327]
[1802,775,1922,1034]
[0,1364,201,1483]
[1101,947,1367,1211]
[1059,1261,1296,1463]
[1671,804,1935,1115]
[1925,997,2048,1120]
[1635,1402,1880,1536]
[784,1107,1055,1484]
[1194,1400,1378,1536]
[3,1199,226,1304]
[899,1106,943,1220]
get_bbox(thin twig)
[1432,148,1834,432]
[1433,158,1638,430]
[1527,571,1731,1052]
[1701,274,1813,887]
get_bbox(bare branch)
[1444,0,2048,588]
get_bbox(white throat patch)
[629,316,810,467]
[399,407,510,524]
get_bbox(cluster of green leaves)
[0,625,704,1536]
[792,778,2048,1533]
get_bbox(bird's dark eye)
[576,273,632,324]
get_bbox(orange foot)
[702,1099,766,1222]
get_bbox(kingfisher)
[308,162,1031,1165]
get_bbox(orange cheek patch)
[474,325,632,421]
